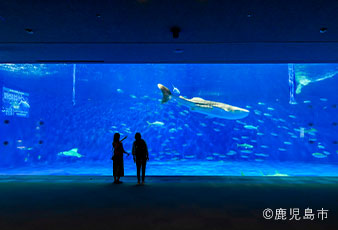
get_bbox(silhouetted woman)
[112,133,129,184]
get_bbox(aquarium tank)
[0,64,337,176]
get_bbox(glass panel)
[0,64,337,176]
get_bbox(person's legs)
[114,176,117,183]
[142,160,146,183]
[136,161,141,183]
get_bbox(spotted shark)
[157,84,249,120]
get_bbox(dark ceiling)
[0,0,338,63]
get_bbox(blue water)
[0,64,337,176]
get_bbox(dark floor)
[0,176,337,230]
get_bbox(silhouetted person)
[132,133,149,184]
[112,133,129,184]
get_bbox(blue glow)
[0,64,337,176]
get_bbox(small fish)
[241,136,249,139]
[255,153,268,157]
[261,145,269,149]
[232,137,239,141]
[270,133,278,137]
[200,122,207,127]
[237,143,254,149]
[130,94,137,99]
[263,113,272,117]
[254,110,262,115]
[267,107,275,111]
[226,150,237,156]
[289,115,297,119]
[212,153,220,156]
[241,150,252,154]
[305,128,317,134]
[258,102,265,105]
[169,128,177,133]
[246,105,252,109]
[258,120,264,124]
[320,98,328,102]
[236,120,246,125]
[206,156,214,160]
[17,146,27,150]
[185,155,195,158]
[323,151,330,155]
[147,121,165,127]
[279,118,286,122]
[169,115,176,119]
[312,152,327,158]
[233,127,240,131]
[255,159,264,162]
[303,100,311,104]
[196,133,203,136]
[214,128,221,132]
[278,148,287,151]
[241,155,249,158]
[283,141,292,145]
[179,112,186,116]
[184,124,189,128]
[244,125,258,130]
[318,145,325,149]
[257,132,264,136]
[116,89,124,93]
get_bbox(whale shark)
[157,84,249,120]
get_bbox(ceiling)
[0,0,338,63]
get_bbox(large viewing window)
[0,64,337,176]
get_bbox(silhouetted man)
[132,133,149,184]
